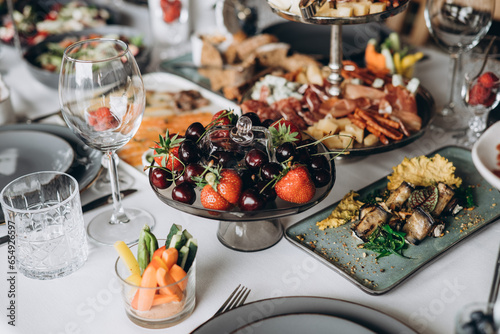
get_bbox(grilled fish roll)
[353,205,392,241]
[403,207,436,245]
[431,182,455,217]
[386,181,413,211]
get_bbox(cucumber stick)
[168,231,186,250]
[165,224,182,247]
[184,238,198,272]
[177,245,190,269]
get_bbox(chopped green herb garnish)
[361,224,409,259]
[455,185,475,208]
[362,189,390,205]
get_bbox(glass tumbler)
[0,171,88,280]
[115,242,196,329]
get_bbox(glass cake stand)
[266,0,410,96]
[149,137,336,252]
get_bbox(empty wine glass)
[460,36,500,147]
[425,0,494,130]
[59,38,154,245]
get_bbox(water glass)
[115,242,196,328]
[0,171,88,280]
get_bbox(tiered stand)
[267,0,411,96]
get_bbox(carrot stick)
[153,245,166,259]
[169,264,188,291]
[156,267,183,301]
[132,265,157,311]
[152,294,179,306]
[162,248,179,269]
[150,256,168,271]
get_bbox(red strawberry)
[468,83,491,105]
[478,72,500,89]
[217,170,242,205]
[153,130,185,171]
[87,107,119,131]
[195,166,242,209]
[483,91,497,107]
[275,165,315,204]
[209,109,237,127]
[161,0,181,23]
[269,119,302,147]
[200,184,231,211]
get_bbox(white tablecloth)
[1,3,498,333]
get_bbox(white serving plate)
[472,121,500,190]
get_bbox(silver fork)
[213,284,251,317]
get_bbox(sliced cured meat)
[241,100,281,121]
[344,83,386,100]
[272,97,308,129]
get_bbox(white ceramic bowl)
[472,121,500,190]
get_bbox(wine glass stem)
[442,53,459,116]
[107,151,130,224]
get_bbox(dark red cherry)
[275,142,296,163]
[185,122,205,142]
[261,119,275,128]
[212,151,237,168]
[149,168,172,189]
[311,168,331,188]
[245,148,269,170]
[239,188,265,211]
[310,155,329,171]
[255,180,276,202]
[176,163,205,185]
[242,112,261,126]
[298,138,318,155]
[260,162,282,180]
[239,169,256,189]
[296,147,310,164]
[172,183,196,204]
[179,140,201,164]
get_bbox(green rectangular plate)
[285,146,500,295]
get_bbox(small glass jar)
[115,242,196,328]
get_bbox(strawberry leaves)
[269,119,302,147]
[153,129,185,171]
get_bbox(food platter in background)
[23,25,151,89]
[0,0,119,47]
[161,26,434,158]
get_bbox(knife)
[82,189,138,213]
[0,189,138,246]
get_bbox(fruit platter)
[148,110,336,251]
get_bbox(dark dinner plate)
[23,25,151,89]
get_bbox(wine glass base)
[431,113,469,132]
[87,208,155,245]
[217,220,284,252]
